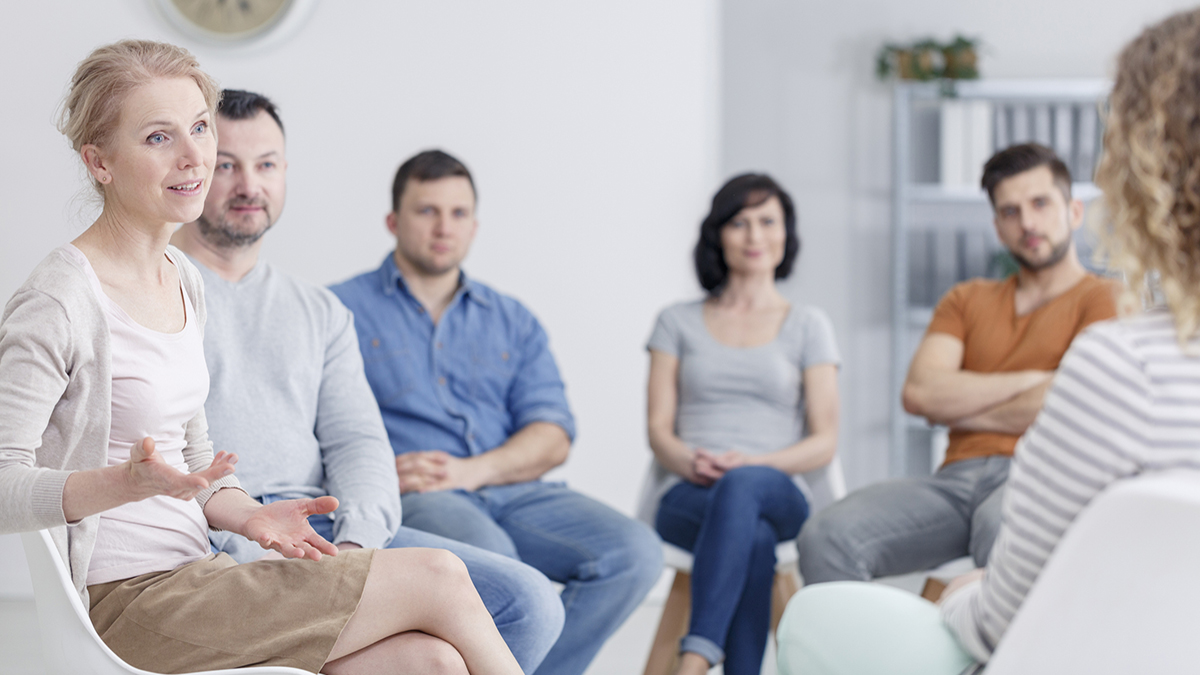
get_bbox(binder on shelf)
[1053,104,1074,164]
[940,100,967,188]
[1077,107,1098,181]
[1011,105,1030,145]
[965,100,992,187]
[941,99,993,188]
[1032,104,1052,146]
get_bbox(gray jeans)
[796,456,1010,584]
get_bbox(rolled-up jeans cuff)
[680,634,724,666]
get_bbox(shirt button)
[467,433,475,441]
[371,339,380,348]
[418,307,426,314]
[436,342,444,350]
[438,377,447,386]
[501,352,509,361]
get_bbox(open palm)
[241,496,340,561]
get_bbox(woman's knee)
[394,633,468,675]
[376,547,472,591]
[420,637,469,675]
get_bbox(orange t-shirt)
[926,274,1118,465]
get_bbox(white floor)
[0,569,777,675]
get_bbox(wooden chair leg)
[770,566,801,636]
[643,571,691,675]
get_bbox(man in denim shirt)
[331,150,662,675]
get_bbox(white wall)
[721,0,1199,490]
[0,0,719,596]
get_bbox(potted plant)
[876,41,941,81]
[876,36,982,83]
[942,35,980,80]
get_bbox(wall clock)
[155,0,319,47]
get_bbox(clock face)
[168,0,293,37]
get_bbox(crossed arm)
[62,437,339,560]
[646,349,839,486]
[902,332,1053,434]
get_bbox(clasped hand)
[395,450,481,494]
[688,448,750,486]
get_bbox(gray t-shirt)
[641,299,840,522]
[188,257,401,562]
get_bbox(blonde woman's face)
[94,77,216,226]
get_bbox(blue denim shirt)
[330,255,575,459]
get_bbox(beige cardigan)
[0,245,240,605]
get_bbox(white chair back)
[20,529,310,675]
[986,470,1200,674]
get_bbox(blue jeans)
[656,466,810,675]
[400,481,664,675]
[235,495,565,674]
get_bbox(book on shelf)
[940,99,993,188]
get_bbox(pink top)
[66,245,214,586]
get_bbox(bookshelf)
[888,79,1111,477]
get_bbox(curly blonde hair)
[57,40,220,196]
[1095,8,1200,343]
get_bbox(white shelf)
[908,181,1102,204]
[905,78,1111,103]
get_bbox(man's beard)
[1011,235,1072,272]
[196,209,273,249]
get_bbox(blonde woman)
[0,40,521,675]
[777,9,1200,673]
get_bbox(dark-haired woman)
[645,174,840,675]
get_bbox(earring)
[99,176,110,184]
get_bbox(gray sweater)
[0,245,240,604]
[188,257,401,562]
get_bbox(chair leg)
[643,571,691,675]
[770,565,801,636]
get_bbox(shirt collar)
[377,253,489,308]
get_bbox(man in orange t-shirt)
[798,143,1117,583]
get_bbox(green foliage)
[876,35,981,84]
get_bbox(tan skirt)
[88,550,375,674]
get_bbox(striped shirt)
[941,309,1200,661]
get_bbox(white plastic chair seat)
[20,529,310,675]
[986,470,1200,675]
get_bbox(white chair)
[986,469,1200,674]
[639,458,848,675]
[20,529,310,675]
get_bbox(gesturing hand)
[241,496,341,561]
[124,437,237,501]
